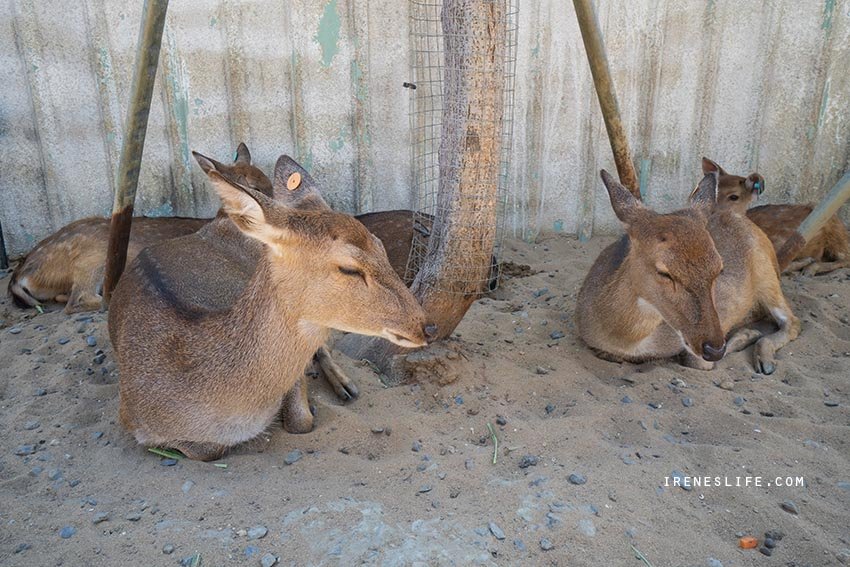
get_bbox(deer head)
[699,157,764,214]
[601,169,727,362]
[200,154,435,348]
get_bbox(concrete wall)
[1,0,848,256]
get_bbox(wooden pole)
[572,0,640,199]
[101,0,169,306]
[0,220,8,270]
[776,170,850,270]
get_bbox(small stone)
[86,335,97,347]
[15,444,36,456]
[57,337,70,345]
[8,326,22,334]
[160,458,178,466]
[837,481,850,491]
[764,537,776,549]
[719,380,734,391]
[625,527,637,538]
[825,400,839,407]
[59,526,76,539]
[247,526,268,540]
[370,427,384,434]
[68,479,81,487]
[48,469,62,481]
[671,470,692,491]
[449,487,461,498]
[707,559,723,567]
[681,397,693,407]
[418,484,432,493]
[92,512,109,524]
[539,537,554,551]
[549,330,565,340]
[733,396,745,406]
[465,458,474,470]
[621,395,633,404]
[93,353,106,365]
[284,450,303,465]
[648,402,661,409]
[513,539,526,551]
[34,388,47,396]
[125,512,142,521]
[24,420,40,430]
[764,529,784,541]
[568,473,587,485]
[92,431,104,440]
[181,480,194,494]
[535,366,549,375]
[437,472,446,480]
[780,500,799,515]
[162,544,175,555]
[533,288,549,297]
[758,546,772,556]
[261,553,279,567]
[518,455,538,469]
[545,403,555,414]
[495,415,507,426]
[454,395,463,405]
[411,441,421,452]
[488,521,505,540]
[15,543,31,554]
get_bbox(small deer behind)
[576,164,799,374]
[708,159,850,276]
[109,153,434,460]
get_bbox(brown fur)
[709,160,850,276]
[576,163,799,374]
[108,152,433,460]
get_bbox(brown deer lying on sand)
[709,160,850,276]
[109,151,435,460]
[576,162,799,374]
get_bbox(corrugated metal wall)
[1,0,849,256]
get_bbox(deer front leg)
[280,377,314,434]
[314,346,359,401]
[785,257,815,273]
[801,258,850,277]
[725,328,763,353]
[753,304,800,375]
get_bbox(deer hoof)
[756,358,776,375]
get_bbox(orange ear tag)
[287,172,301,191]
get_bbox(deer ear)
[689,169,719,213]
[235,142,251,164]
[745,173,764,197]
[600,169,645,226]
[193,151,221,174]
[206,170,289,247]
[701,157,723,176]
[272,155,330,211]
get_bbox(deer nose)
[702,341,727,362]
[423,323,438,343]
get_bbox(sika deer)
[108,152,434,460]
[708,159,850,276]
[576,164,799,374]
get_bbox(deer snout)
[424,323,439,343]
[701,340,727,362]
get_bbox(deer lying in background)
[576,162,799,374]
[109,151,435,461]
[709,160,850,276]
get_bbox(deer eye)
[729,195,740,201]
[338,266,365,279]
[657,270,674,282]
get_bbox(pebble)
[681,397,693,407]
[465,458,474,470]
[181,480,195,494]
[780,500,799,515]
[764,537,776,549]
[244,545,260,557]
[419,485,432,493]
[15,444,37,456]
[568,473,587,485]
[125,512,142,521]
[34,388,47,396]
[160,458,178,466]
[454,395,463,405]
[513,539,526,551]
[162,544,175,554]
[533,288,549,297]
[411,441,422,452]
[86,335,97,347]
[707,559,723,567]
[284,450,303,465]
[539,537,554,551]
[8,326,22,334]
[47,469,62,481]
[488,521,506,540]
[92,431,104,440]
[764,529,784,541]
[92,512,109,524]
[495,415,507,426]
[23,420,40,430]
[648,402,661,409]
[59,526,76,539]
[93,353,106,365]
[261,553,279,567]
[671,470,692,491]
[758,546,772,556]
[621,395,633,404]
[518,455,538,469]
[825,400,839,407]
[15,543,31,554]
[535,366,549,375]
[58,337,70,345]
[719,380,734,391]
[733,396,745,406]
[68,479,81,487]
[549,330,565,340]
[837,481,850,491]
[247,526,268,540]
[545,403,555,414]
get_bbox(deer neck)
[600,251,666,345]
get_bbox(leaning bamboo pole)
[776,170,850,270]
[572,0,640,199]
[102,0,169,306]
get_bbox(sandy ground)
[0,234,848,567]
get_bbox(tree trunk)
[339,0,507,383]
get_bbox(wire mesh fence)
[405,0,519,294]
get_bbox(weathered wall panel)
[1,0,848,256]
